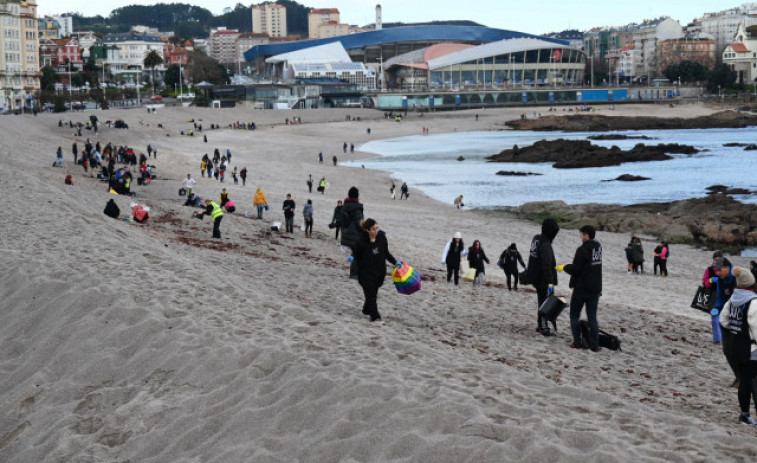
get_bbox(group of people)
[624,238,670,277]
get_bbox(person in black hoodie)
[526,218,560,336]
[442,232,466,285]
[340,186,364,279]
[349,218,399,322]
[500,243,526,291]
[558,225,603,351]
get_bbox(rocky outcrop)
[486,139,699,168]
[495,171,542,176]
[506,194,757,249]
[504,111,757,132]
[588,134,654,140]
[601,174,651,182]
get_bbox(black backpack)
[579,320,622,351]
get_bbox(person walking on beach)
[331,200,343,240]
[240,167,248,186]
[713,257,740,386]
[632,237,645,274]
[719,267,757,425]
[625,240,634,274]
[318,177,327,194]
[343,142,347,153]
[454,195,464,209]
[659,242,670,277]
[390,182,396,200]
[318,152,323,164]
[652,242,663,275]
[182,174,196,197]
[56,146,63,167]
[307,174,313,193]
[72,142,78,164]
[400,182,409,200]
[442,232,466,285]
[340,186,364,279]
[282,194,295,233]
[303,199,314,238]
[194,199,224,239]
[526,219,560,336]
[704,251,725,343]
[348,218,400,322]
[499,243,526,291]
[467,240,490,288]
[557,225,603,351]
[253,188,268,219]
[332,155,338,166]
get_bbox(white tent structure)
[265,41,375,89]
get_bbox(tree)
[707,63,737,93]
[187,50,228,85]
[143,49,164,94]
[164,64,181,90]
[40,66,59,91]
[663,60,709,84]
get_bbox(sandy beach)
[1,102,756,462]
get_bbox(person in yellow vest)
[194,199,224,238]
[318,177,327,194]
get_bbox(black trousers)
[536,285,549,330]
[447,264,460,285]
[360,278,381,320]
[304,219,313,235]
[505,269,517,290]
[285,216,294,233]
[659,259,668,276]
[723,329,740,383]
[653,257,661,274]
[334,225,340,239]
[213,216,222,238]
[737,361,757,414]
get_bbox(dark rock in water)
[706,185,752,195]
[457,156,465,161]
[723,143,750,147]
[486,139,699,168]
[601,174,651,182]
[588,134,654,140]
[495,171,542,176]
[504,111,757,132]
[745,144,757,151]
[508,194,757,249]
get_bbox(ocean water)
[351,128,757,208]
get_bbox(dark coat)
[500,248,525,273]
[339,198,364,247]
[564,239,603,293]
[445,239,465,267]
[467,247,490,273]
[282,199,295,218]
[526,219,559,288]
[353,230,396,286]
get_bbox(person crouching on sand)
[348,218,401,322]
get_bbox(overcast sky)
[38,1,736,35]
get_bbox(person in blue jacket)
[712,257,739,387]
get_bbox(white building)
[209,27,240,67]
[723,23,757,85]
[103,32,166,84]
[266,42,376,89]
[698,3,757,57]
[51,13,72,37]
[1,0,39,111]
[252,4,287,38]
[632,17,683,80]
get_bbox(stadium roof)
[266,42,351,64]
[428,37,581,70]
[244,25,566,61]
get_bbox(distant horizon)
[36,0,745,35]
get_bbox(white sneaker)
[739,413,757,425]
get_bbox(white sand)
[2,103,756,462]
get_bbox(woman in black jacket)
[467,240,490,287]
[500,243,526,291]
[442,232,466,285]
[351,218,399,322]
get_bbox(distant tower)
[375,4,382,30]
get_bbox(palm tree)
[143,50,164,96]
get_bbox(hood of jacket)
[541,219,560,242]
[730,288,757,307]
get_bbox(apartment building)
[103,32,166,83]
[209,27,240,67]
[632,17,683,80]
[1,0,40,110]
[698,3,757,57]
[308,8,348,39]
[252,4,287,38]
[658,32,718,71]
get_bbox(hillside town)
[2,1,757,111]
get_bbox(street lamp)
[68,60,72,111]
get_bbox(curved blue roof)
[244,26,566,61]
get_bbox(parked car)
[177,93,195,100]
[150,95,163,101]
